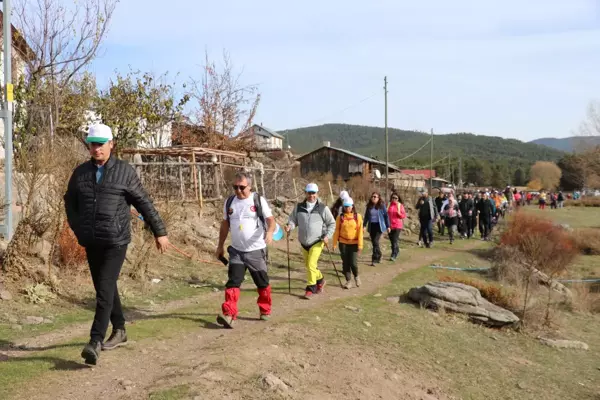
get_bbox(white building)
[240,124,284,151]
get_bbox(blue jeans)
[419,220,434,246]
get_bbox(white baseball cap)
[305,183,319,193]
[340,190,350,200]
[343,197,354,207]
[86,124,113,144]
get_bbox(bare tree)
[189,50,260,148]
[579,100,600,137]
[13,0,117,128]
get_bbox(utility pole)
[1,0,14,240]
[429,128,433,190]
[384,76,389,202]
[459,157,463,189]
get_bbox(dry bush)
[570,228,600,255]
[126,201,181,281]
[346,175,375,203]
[566,197,600,207]
[57,222,87,267]
[438,275,518,311]
[498,211,579,326]
[569,283,600,314]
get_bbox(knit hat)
[340,190,350,200]
[305,183,319,193]
[343,197,354,207]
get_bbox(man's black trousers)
[86,245,128,343]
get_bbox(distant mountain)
[281,124,565,167]
[529,136,600,153]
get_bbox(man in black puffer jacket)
[64,124,169,365]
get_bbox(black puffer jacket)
[64,156,166,248]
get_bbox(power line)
[391,138,432,164]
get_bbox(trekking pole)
[286,234,291,295]
[324,243,344,288]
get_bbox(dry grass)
[438,274,518,311]
[569,283,600,314]
[570,227,600,255]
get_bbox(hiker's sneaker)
[260,314,270,321]
[216,314,235,329]
[316,280,326,294]
[355,277,362,287]
[370,262,376,267]
[81,340,101,365]
[343,280,353,289]
[417,240,423,248]
[304,291,314,300]
[102,328,127,351]
[390,256,396,262]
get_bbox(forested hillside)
[281,124,566,187]
[530,136,600,153]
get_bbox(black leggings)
[389,229,401,258]
[369,223,382,262]
[339,243,359,280]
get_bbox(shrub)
[438,275,518,311]
[499,211,579,326]
[565,197,600,207]
[57,222,87,267]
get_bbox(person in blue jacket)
[363,192,391,266]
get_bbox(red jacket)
[388,202,406,230]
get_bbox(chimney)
[323,141,331,147]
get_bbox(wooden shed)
[296,144,400,180]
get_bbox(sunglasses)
[306,191,317,195]
[372,195,379,198]
[392,197,399,200]
[232,185,247,191]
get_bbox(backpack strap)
[225,195,236,225]
[253,192,266,231]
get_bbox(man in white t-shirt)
[215,171,275,329]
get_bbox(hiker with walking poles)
[64,124,170,365]
[363,192,391,266]
[332,197,364,289]
[285,183,336,299]
[215,171,276,329]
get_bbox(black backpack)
[226,192,266,231]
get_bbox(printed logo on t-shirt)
[250,205,257,212]
[228,208,234,215]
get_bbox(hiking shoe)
[216,314,235,329]
[81,340,101,365]
[260,314,270,321]
[355,277,362,287]
[316,280,326,294]
[390,256,396,262]
[304,291,313,300]
[370,262,376,267]
[417,240,423,248]
[343,280,353,290]
[102,328,127,351]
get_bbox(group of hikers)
[64,123,575,365]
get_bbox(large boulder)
[408,281,520,328]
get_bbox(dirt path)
[10,242,481,400]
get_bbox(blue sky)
[89,0,600,140]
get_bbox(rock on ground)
[538,338,589,350]
[0,290,12,301]
[22,316,45,325]
[262,373,289,392]
[407,281,520,328]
